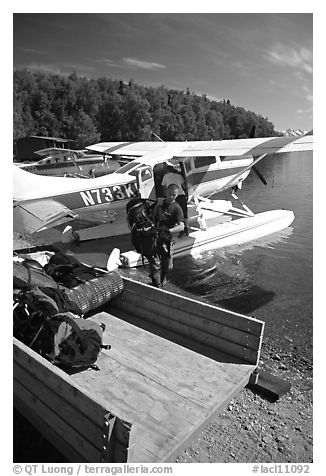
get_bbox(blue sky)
[13,11,313,131]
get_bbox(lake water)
[73,151,313,356]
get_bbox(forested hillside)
[13,70,279,149]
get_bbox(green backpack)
[47,312,110,371]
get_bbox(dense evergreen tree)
[13,69,278,151]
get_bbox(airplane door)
[136,165,156,200]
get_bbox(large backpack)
[44,252,102,288]
[126,198,159,258]
[13,259,59,290]
[47,312,110,371]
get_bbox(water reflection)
[170,249,274,312]
[168,226,293,312]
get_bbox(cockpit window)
[141,167,152,181]
[194,156,216,168]
[114,161,141,174]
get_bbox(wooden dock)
[13,276,264,463]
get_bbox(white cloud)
[123,57,166,70]
[212,57,250,77]
[268,79,286,88]
[301,84,313,103]
[264,44,313,75]
[19,48,47,55]
[96,58,121,68]
[296,107,313,117]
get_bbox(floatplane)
[13,132,313,266]
[16,146,121,178]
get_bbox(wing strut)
[208,153,268,197]
[248,125,267,185]
[252,164,267,185]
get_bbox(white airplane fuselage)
[13,152,253,216]
[13,134,313,237]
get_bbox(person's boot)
[160,271,168,287]
[178,225,189,238]
[150,271,161,287]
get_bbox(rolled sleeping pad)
[65,271,124,314]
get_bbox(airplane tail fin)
[13,165,68,201]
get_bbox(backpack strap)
[151,202,161,226]
[100,323,111,350]
[55,313,87,352]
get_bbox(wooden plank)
[14,378,101,462]
[14,338,121,429]
[161,370,251,462]
[122,289,262,349]
[13,338,132,453]
[73,357,251,462]
[118,290,262,350]
[108,305,241,363]
[15,391,130,463]
[71,360,212,462]
[120,277,264,336]
[14,395,85,463]
[69,311,255,462]
[14,361,104,450]
[93,312,255,403]
[113,299,259,364]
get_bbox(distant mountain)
[281,129,310,137]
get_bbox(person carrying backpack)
[126,197,158,261]
[162,165,189,236]
[149,183,184,287]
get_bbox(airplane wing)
[34,147,67,157]
[177,133,313,157]
[13,199,77,234]
[85,141,179,157]
[86,133,313,159]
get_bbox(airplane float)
[13,132,313,267]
